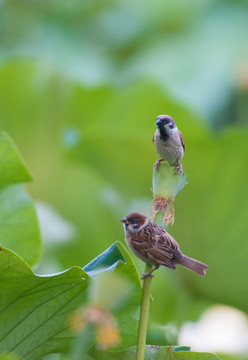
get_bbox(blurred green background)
[1,0,248,352]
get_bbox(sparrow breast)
[154,129,184,165]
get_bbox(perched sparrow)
[153,115,185,173]
[121,212,208,279]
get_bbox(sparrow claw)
[140,265,159,279]
[154,159,164,169]
[141,273,154,280]
[175,163,183,174]
[150,345,160,350]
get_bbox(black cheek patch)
[159,126,169,142]
[133,224,140,229]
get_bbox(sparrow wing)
[147,224,178,268]
[131,223,179,269]
[179,131,185,152]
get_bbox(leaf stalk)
[136,263,153,360]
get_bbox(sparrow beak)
[156,119,162,126]
[120,218,127,224]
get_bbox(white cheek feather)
[169,126,178,135]
[125,218,149,234]
[169,126,181,141]
[126,226,138,234]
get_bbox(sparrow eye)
[164,118,170,124]
[130,219,136,224]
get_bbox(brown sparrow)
[153,115,185,173]
[121,212,208,279]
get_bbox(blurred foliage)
[90,346,220,360]
[0,132,33,187]
[0,242,141,359]
[0,0,248,353]
[219,355,248,360]
[0,355,22,360]
[0,132,41,265]
[1,0,248,120]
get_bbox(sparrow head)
[156,115,176,135]
[120,212,148,234]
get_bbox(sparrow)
[121,212,208,279]
[153,115,185,173]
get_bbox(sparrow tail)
[175,255,208,276]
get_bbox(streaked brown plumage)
[121,212,208,279]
